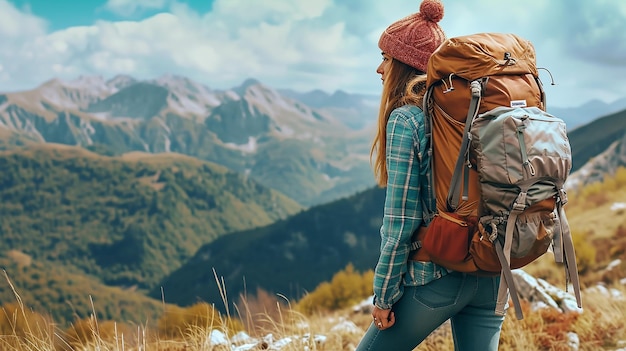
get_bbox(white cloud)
[104,0,168,16]
[212,0,331,23]
[0,0,47,38]
[563,0,626,66]
[0,0,625,109]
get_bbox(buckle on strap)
[512,202,526,212]
[512,192,527,212]
[410,240,422,251]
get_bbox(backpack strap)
[422,87,435,222]
[447,80,482,212]
[406,104,436,252]
[495,239,524,319]
[494,190,527,319]
[556,188,583,310]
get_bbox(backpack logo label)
[510,100,527,108]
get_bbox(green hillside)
[0,144,302,314]
[152,185,386,310]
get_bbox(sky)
[1,0,625,108]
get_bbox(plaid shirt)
[373,104,448,310]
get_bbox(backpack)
[421,32,582,320]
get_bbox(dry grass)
[2,267,625,351]
[566,182,626,241]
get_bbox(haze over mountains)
[548,97,626,130]
[0,74,625,324]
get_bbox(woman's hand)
[371,305,395,330]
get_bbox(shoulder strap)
[414,105,436,224]
[422,89,435,221]
[447,80,482,212]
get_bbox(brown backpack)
[420,33,582,319]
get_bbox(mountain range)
[0,74,625,325]
[548,97,626,130]
[0,75,379,207]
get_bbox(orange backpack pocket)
[422,212,476,263]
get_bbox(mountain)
[567,130,626,190]
[0,75,376,206]
[548,97,626,130]
[278,88,379,130]
[0,144,301,294]
[567,108,626,173]
[86,74,223,119]
[151,185,386,309]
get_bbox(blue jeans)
[355,271,505,351]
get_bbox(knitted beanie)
[378,0,446,72]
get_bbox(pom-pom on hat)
[378,0,446,72]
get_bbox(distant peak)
[310,89,329,95]
[233,78,266,96]
[40,77,63,87]
[107,74,136,83]
[71,75,105,84]
[106,74,138,91]
[37,75,107,91]
[330,90,349,98]
[156,73,190,83]
[240,78,262,88]
[151,74,216,97]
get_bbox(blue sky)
[8,0,215,29]
[1,0,625,108]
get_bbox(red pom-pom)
[420,0,444,23]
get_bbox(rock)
[512,270,582,314]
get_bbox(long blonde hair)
[370,58,427,187]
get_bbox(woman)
[355,1,505,350]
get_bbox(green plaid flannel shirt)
[373,105,448,310]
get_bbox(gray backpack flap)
[461,92,581,320]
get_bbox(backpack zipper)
[517,118,537,177]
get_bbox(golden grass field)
[1,279,624,351]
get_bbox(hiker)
[354,1,505,350]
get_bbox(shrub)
[157,302,243,339]
[295,264,373,315]
[64,317,138,349]
[572,230,596,274]
[614,166,626,187]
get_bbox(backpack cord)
[447,80,482,212]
